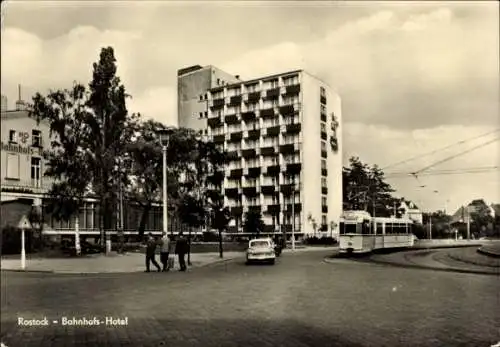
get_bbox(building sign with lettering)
[329,112,339,153]
[0,142,54,159]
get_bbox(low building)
[398,199,423,224]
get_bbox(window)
[200,95,203,101]
[320,87,326,97]
[321,123,326,132]
[32,130,42,147]
[204,111,208,117]
[199,112,203,118]
[217,78,221,85]
[322,197,327,207]
[247,84,258,92]
[321,105,326,114]
[269,79,279,88]
[6,153,20,179]
[322,215,327,226]
[9,130,17,143]
[321,141,327,151]
[321,177,327,188]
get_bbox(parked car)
[246,238,276,265]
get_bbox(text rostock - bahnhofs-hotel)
[178,67,343,240]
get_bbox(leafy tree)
[30,47,139,249]
[244,210,265,237]
[343,157,399,217]
[423,211,453,239]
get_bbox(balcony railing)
[1,178,53,194]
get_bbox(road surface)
[1,250,499,346]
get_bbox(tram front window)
[344,224,358,234]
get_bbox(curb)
[477,247,500,258]
[323,255,499,276]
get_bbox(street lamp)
[158,128,173,235]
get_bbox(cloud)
[127,87,177,126]
[343,123,500,213]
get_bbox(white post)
[429,214,432,240]
[21,228,26,270]
[75,215,81,256]
[466,213,471,240]
[162,144,168,234]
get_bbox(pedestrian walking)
[175,231,189,272]
[159,231,171,272]
[145,232,161,272]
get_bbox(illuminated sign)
[0,142,53,158]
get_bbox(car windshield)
[250,240,270,248]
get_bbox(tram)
[339,210,415,254]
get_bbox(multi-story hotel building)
[179,67,343,240]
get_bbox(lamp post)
[158,129,172,236]
[291,175,296,251]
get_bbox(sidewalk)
[0,251,244,274]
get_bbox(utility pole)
[429,213,432,240]
[291,175,296,251]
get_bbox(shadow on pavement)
[0,318,366,347]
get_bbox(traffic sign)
[17,215,32,230]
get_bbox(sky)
[1,0,499,214]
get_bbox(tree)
[30,47,139,250]
[211,206,231,258]
[423,211,453,239]
[244,210,265,237]
[343,157,399,217]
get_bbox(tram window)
[386,223,393,234]
[376,223,384,234]
[345,224,357,234]
[362,221,371,234]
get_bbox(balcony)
[321,113,327,122]
[207,116,222,128]
[213,134,225,144]
[267,204,280,214]
[322,187,328,195]
[283,84,300,95]
[241,111,256,122]
[279,104,295,115]
[246,129,260,140]
[247,167,261,177]
[226,150,240,161]
[1,178,52,195]
[248,205,262,213]
[247,91,261,102]
[321,131,327,140]
[265,87,280,99]
[211,98,225,109]
[231,206,243,216]
[230,132,243,142]
[242,186,258,196]
[207,171,224,185]
[286,163,302,174]
[229,168,243,178]
[322,205,328,213]
[241,148,257,158]
[260,108,275,118]
[321,150,327,158]
[285,203,302,213]
[225,187,240,197]
[320,95,327,104]
[279,143,295,154]
[225,114,239,124]
[280,183,294,195]
[229,95,242,106]
[266,165,280,175]
[286,123,301,134]
[321,168,328,176]
[266,125,280,137]
[260,146,276,156]
[260,185,275,195]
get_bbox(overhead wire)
[411,136,500,175]
[381,128,500,170]
[385,166,499,179]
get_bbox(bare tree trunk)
[218,228,223,258]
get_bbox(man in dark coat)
[174,232,189,272]
[145,233,161,272]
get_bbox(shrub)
[304,236,337,245]
[1,226,33,255]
